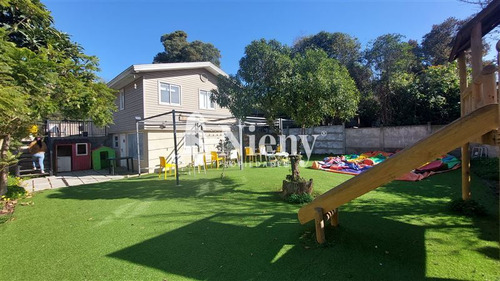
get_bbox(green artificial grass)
[0,164,498,280]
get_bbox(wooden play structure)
[298,1,500,244]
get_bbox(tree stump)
[281,155,313,197]
[281,178,314,197]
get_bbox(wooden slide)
[298,104,499,226]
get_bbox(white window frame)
[75,143,88,156]
[113,135,119,148]
[199,89,215,110]
[158,81,181,106]
[119,90,125,110]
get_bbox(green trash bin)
[92,146,116,170]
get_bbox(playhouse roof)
[449,0,500,62]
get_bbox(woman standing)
[28,137,48,174]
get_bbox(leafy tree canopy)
[153,30,221,66]
[0,0,116,195]
[421,17,465,66]
[286,49,360,127]
[212,39,292,124]
[293,31,362,66]
[364,34,419,124]
[364,33,418,79]
[293,31,372,94]
[212,39,359,128]
[415,63,460,124]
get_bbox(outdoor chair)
[158,156,176,179]
[259,145,277,166]
[210,151,224,169]
[192,153,207,174]
[245,147,256,163]
[229,149,239,165]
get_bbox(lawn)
[0,163,498,280]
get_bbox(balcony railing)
[46,120,107,138]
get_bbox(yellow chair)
[210,151,224,169]
[245,147,256,163]
[158,156,176,179]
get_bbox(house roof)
[449,0,500,62]
[107,62,228,89]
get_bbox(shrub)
[4,175,27,200]
[5,186,27,200]
[471,158,499,181]
[7,176,22,187]
[286,193,313,204]
[449,198,487,217]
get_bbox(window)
[76,143,88,156]
[159,82,181,105]
[113,135,119,148]
[199,90,215,110]
[127,133,144,160]
[119,90,125,110]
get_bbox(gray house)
[107,62,233,173]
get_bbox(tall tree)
[212,39,292,125]
[421,17,465,66]
[286,49,359,128]
[293,31,373,126]
[153,30,221,66]
[415,63,461,125]
[0,0,116,195]
[212,40,359,129]
[293,31,362,66]
[364,33,419,125]
[293,32,371,91]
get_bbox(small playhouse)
[54,139,92,172]
[91,146,115,170]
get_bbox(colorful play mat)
[311,151,461,181]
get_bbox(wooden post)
[330,208,339,227]
[458,53,468,115]
[458,52,471,201]
[482,65,497,105]
[314,207,326,244]
[471,22,483,109]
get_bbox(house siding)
[142,69,231,122]
[146,129,227,173]
[109,78,144,134]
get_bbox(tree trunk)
[289,155,301,181]
[0,134,11,196]
[282,178,313,198]
[282,154,314,197]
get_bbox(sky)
[43,0,480,82]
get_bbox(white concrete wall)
[288,125,345,155]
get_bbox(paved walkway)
[21,170,129,192]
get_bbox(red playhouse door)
[72,143,92,171]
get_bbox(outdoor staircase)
[14,140,52,178]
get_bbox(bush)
[7,175,22,187]
[5,186,27,200]
[449,198,487,217]
[3,175,27,200]
[471,158,499,181]
[286,193,313,204]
